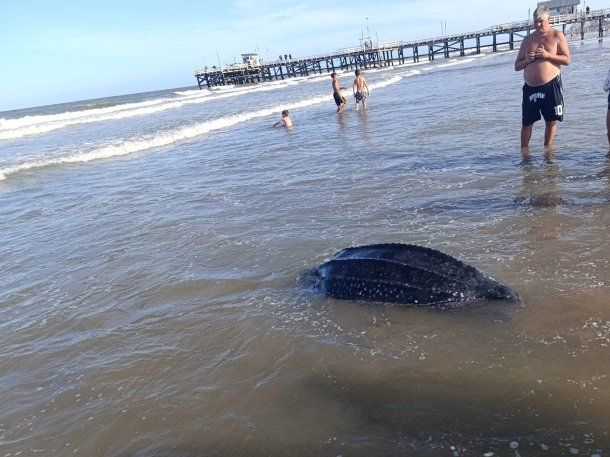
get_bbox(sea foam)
[0,79,302,141]
[0,74,406,181]
[0,95,322,181]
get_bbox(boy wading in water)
[331,72,347,113]
[515,5,570,149]
[273,110,293,129]
[353,69,370,111]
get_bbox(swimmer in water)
[273,110,293,129]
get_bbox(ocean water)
[1,39,610,457]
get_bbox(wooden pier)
[195,9,610,89]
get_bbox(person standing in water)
[515,5,570,149]
[604,68,610,146]
[331,72,347,113]
[352,69,370,111]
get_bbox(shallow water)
[1,40,610,456]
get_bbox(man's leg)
[521,124,533,149]
[606,109,610,146]
[544,120,557,147]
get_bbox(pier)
[195,9,610,89]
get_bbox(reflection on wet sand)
[355,108,373,145]
[337,111,347,134]
[600,151,610,201]
[513,149,568,244]
[514,148,568,209]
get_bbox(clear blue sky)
[0,0,600,111]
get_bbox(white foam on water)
[434,58,476,68]
[369,75,403,90]
[302,74,333,84]
[402,48,515,73]
[0,100,189,140]
[0,98,319,181]
[0,79,303,141]
[0,74,406,182]
[0,98,170,132]
[174,88,211,96]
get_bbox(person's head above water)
[282,110,289,117]
[355,69,361,76]
[331,72,337,79]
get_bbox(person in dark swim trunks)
[352,69,370,111]
[331,72,347,113]
[514,5,570,148]
[333,90,346,108]
[521,74,564,126]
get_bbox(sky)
[0,0,602,111]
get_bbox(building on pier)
[537,0,580,15]
[241,53,261,67]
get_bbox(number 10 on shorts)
[554,104,563,116]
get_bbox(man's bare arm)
[515,43,530,71]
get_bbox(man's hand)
[527,51,536,63]
[534,45,549,60]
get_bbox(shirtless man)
[515,5,570,149]
[331,72,347,113]
[352,69,370,111]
